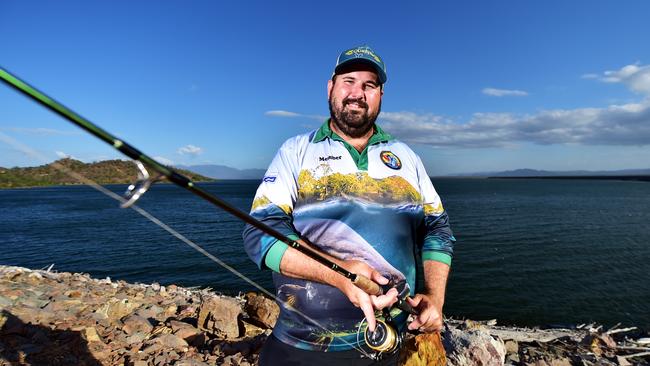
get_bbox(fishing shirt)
[242,120,455,351]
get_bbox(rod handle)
[352,274,383,296]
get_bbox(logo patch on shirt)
[263,176,277,183]
[380,151,402,170]
[319,155,342,162]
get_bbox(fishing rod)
[0,68,416,329]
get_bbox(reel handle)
[394,296,417,315]
[352,274,383,296]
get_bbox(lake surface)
[1,179,649,328]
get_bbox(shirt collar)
[312,119,393,145]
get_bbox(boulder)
[244,292,279,329]
[152,333,189,351]
[96,298,138,323]
[122,314,154,335]
[444,326,506,366]
[135,304,165,320]
[82,326,103,343]
[198,296,242,339]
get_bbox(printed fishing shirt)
[242,120,455,351]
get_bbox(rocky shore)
[1,265,648,366]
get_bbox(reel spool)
[364,319,400,354]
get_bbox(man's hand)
[406,293,443,332]
[407,260,449,333]
[335,260,398,332]
[278,242,399,331]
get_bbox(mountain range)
[175,164,266,180]
[451,168,650,178]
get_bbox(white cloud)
[265,110,328,121]
[586,63,650,95]
[3,127,80,136]
[378,99,650,148]
[55,151,78,159]
[154,156,175,166]
[265,110,301,118]
[482,88,529,97]
[177,144,203,156]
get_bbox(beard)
[329,95,381,138]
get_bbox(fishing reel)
[358,307,404,359]
[359,280,417,359]
[121,160,162,208]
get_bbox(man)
[243,45,455,365]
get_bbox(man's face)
[328,64,383,138]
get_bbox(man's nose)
[347,83,365,99]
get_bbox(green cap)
[334,45,387,84]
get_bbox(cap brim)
[334,58,387,84]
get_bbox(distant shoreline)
[485,175,650,182]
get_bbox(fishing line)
[0,131,375,359]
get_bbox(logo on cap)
[380,151,401,170]
[345,47,382,63]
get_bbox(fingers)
[370,270,389,285]
[358,297,376,332]
[406,294,422,308]
[370,287,398,309]
[407,295,443,332]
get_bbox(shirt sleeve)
[242,137,301,270]
[415,155,456,266]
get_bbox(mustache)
[343,98,368,109]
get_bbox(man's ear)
[327,79,334,99]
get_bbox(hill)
[175,164,266,179]
[0,158,214,188]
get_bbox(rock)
[64,289,83,298]
[125,332,148,345]
[444,325,506,366]
[617,356,632,366]
[83,326,103,343]
[133,361,148,366]
[170,320,205,346]
[20,296,50,309]
[242,319,266,337]
[142,342,164,354]
[504,340,518,355]
[244,292,279,329]
[175,359,210,366]
[154,354,168,365]
[198,296,242,339]
[135,304,165,320]
[86,340,112,361]
[0,294,13,307]
[548,358,571,366]
[152,333,189,351]
[122,314,154,335]
[221,354,244,366]
[97,298,138,323]
[164,303,178,318]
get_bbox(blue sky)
[1,0,649,175]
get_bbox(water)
[1,179,649,328]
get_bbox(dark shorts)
[258,334,399,366]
